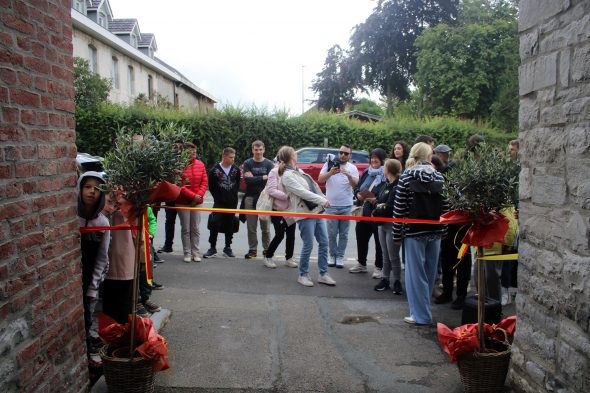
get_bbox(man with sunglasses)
[318,145,359,268]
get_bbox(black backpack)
[406,178,444,233]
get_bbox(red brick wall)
[0,1,87,392]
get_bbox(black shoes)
[223,247,235,258]
[203,248,217,258]
[434,292,453,304]
[157,247,172,253]
[244,250,257,259]
[451,296,466,310]
[393,280,402,295]
[151,282,163,290]
[374,279,390,291]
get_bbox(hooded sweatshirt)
[77,171,110,298]
[392,163,449,241]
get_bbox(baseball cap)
[434,144,452,153]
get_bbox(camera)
[328,158,340,171]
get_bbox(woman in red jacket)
[179,142,208,262]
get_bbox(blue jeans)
[325,206,352,261]
[404,236,441,324]
[297,218,329,276]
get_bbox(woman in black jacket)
[349,148,387,278]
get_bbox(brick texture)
[513,2,590,393]
[0,1,87,392]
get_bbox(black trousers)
[163,202,177,250]
[266,215,296,260]
[440,224,472,298]
[102,279,133,324]
[355,221,383,268]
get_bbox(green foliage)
[413,0,518,130]
[76,105,516,170]
[352,98,384,116]
[444,144,519,216]
[73,57,112,110]
[311,45,356,112]
[347,0,458,104]
[102,123,190,209]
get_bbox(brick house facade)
[0,0,88,391]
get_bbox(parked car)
[239,147,370,193]
[76,153,106,178]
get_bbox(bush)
[75,105,516,168]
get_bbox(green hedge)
[76,105,516,167]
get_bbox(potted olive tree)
[98,123,189,393]
[437,143,519,393]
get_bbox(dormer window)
[73,0,86,13]
[98,11,107,28]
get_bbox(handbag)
[351,206,363,216]
[256,189,274,223]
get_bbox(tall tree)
[311,45,355,112]
[347,0,458,112]
[413,0,518,129]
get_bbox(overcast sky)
[110,0,377,114]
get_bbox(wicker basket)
[99,345,155,393]
[457,337,511,393]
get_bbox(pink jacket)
[266,166,290,211]
[180,159,208,204]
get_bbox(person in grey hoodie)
[393,142,448,326]
[77,171,110,353]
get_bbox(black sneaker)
[203,248,217,258]
[223,247,235,257]
[244,250,257,259]
[151,282,164,290]
[374,279,390,291]
[143,300,161,313]
[434,292,453,304]
[451,296,466,310]
[392,280,402,295]
[136,304,150,318]
[154,255,164,263]
[157,247,172,253]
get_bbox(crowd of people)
[78,135,520,367]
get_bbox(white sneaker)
[285,258,298,268]
[349,263,368,273]
[193,253,202,262]
[183,255,191,263]
[501,291,511,306]
[335,257,344,268]
[404,316,416,325]
[263,257,277,269]
[372,268,382,279]
[318,273,336,286]
[297,274,314,287]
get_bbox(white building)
[71,0,216,111]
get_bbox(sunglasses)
[338,151,350,156]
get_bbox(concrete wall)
[0,0,88,392]
[512,1,590,392]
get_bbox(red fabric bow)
[440,210,509,248]
[437,316,516,363]
[98,312,170,372]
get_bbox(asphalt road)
[145,193,503,392]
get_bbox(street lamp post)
[301,65,305,114]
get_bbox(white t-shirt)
[320,161,359,206]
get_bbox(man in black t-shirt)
[242,140,275,259]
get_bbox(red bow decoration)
[147,180,196,206]
[440,210,509,249]
[437,316,516,363]
[98,313,170,372]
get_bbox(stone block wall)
[513,1,590,392]
[0,0,88,392]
